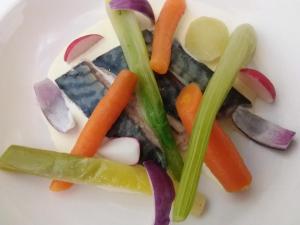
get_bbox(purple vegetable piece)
[232,106,295,150]
[144,161,175,225]
[109,0,155,24]
[34,78,76,133]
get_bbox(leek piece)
[106,5,183,180]
[0,145,152,194]
[173,24,257,221]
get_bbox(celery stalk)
[173,24,256,221]
[106,5,183,180]
[0,145,152,194]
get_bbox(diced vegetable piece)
[50,69,138,192]
[173,24,256,221]
[238,68,276,103]
[0,145,152,194]
[176,83,252,192]
[150,0,186,74]
[185,17,229,62]
[144,161,175,225]
[106,6,183,180]
[190,192,206,217]
[98,137,140,165]
[34,78,76,133]
[109,0,155,24]
[232,106,295,150]
[64,34,103,63]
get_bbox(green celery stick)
[0,145,151,194]
[173,24,257,221]
[106,5,183,180]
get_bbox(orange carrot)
[150,0,186,75]
[50,70,138,192]
[176,83,252,192]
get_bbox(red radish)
[239,68,276,103]
[64,34,103,63]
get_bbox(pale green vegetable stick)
[0,145,152,194]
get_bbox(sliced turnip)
[232,106,295,150]
[144,161,175,225]
[237,68,276,103]
[98,137,140,165]
[34,79,76,133]
[64,34,103,63]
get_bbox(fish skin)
[56,63,167,168]
[55,63,106,117]
[93,30,251,117]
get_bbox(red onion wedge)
[64,34,103,63]
[144,161,175,225]
[98,137,140,165]
[232,106,295,150]
[34,79,76,133]
[239,68,276,103]
[109,0,155,24]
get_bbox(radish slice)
[144,161,175,225]
[238,68,276,103]
[232,106,295,150]
[98,137,140,165]
[34,79,76,133]
[64,34,103,63]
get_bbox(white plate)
[0,0,299,225]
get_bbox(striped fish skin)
[93,30,250,117]
[56,63,166,168]
[55,64,106,117]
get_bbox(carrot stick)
[50,69,138,192]
[176,83,252,192]
[150,0,186,75]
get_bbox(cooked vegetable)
[150,0,186,74]
[232,106,295,150]
[109,0,155,24]
[176,83,252,192]
[64,34,103,63]
[93,30,251,118]
[190,192,206,217]
[34,78,76,133]
[106,5,183,180]
[185,17,229,62]
[0,145,151,194]
[173,24,257,221]
[99,137,140,165]
[238,68,276,103]
[50,69,138,191]
[144,161,175,225]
